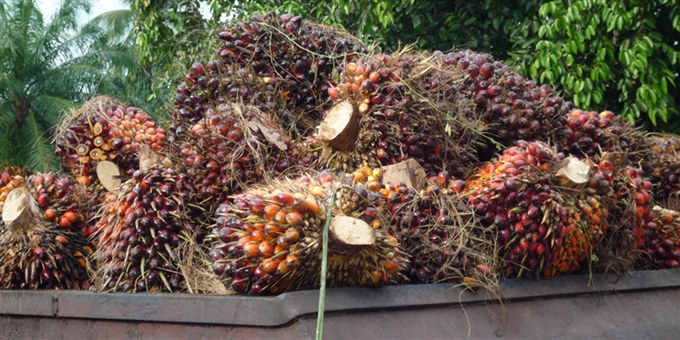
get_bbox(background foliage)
[0,0,158,171]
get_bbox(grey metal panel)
[0,269,679,329]
[0,290,55,317]
[2,288,679,339]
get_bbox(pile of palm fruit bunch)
[166,12,369,216]
[312,50,488,176]
[168,12,367,141]
[1,12,679,296]
[647,134,680,209]
[0,167,93,289]
[174,102,297,206]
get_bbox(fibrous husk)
[0,166,27,215]
[554,157,592,191]
[2,186,41,230]
[380,158,428,190]
[317,100,360,151]
[96,161,122,193]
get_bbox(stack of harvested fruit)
[0,12,678,296]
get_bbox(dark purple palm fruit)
[434,49,574,150]
[553,109,653,166]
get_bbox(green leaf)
[574,79,585,93]
[592,89,603,104]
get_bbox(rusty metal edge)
[1,269,678,327]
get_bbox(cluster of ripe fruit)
[1,12,679,296]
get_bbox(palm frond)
[21,110,58,172]
[86,9,134,44]
[31,94,76,127]
[0,101,13,132]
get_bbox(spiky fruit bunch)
[208,171,406,295]
[319,51,486,176]
[647,135,680,207]
[54,96,166,185]
[464,141,610,277]
[0,187,91,289]
[432,50,573,147]
[354,166,497,286]
[555,109,652,163]
[638,207,680,269]
[27,173,86,233]
[171,12,366,137]
[595,163,655,271]
[0,168,26,214]
[92,166,198,293]
[175,103,296,205]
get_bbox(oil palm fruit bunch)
[170,12,366,138]
[318,50,487,176]
[554,109,652,164]
[0,186,91,289]
[638,206,680,269]
[647,134,680,208]
[208,171,406,295]
[463,140,611,278]
[595,162,655,271]
[432,49,573,149]
[352,164,497,286]
[54,96,166,186]
[92,166,199,293]
[0,166,26,214]
[175,102,297,205]
[27,172,86,234]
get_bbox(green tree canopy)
[0,0,157,171]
